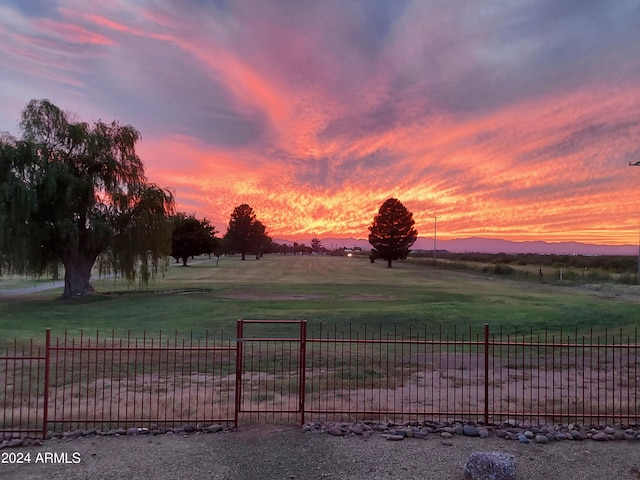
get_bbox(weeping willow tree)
[0,99,175,298]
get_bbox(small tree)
[311,238,323,254]
[368,198,418,268]
[0,99,175,297]
[171,214,217,266]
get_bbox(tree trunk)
[181,256,188,266]
[62,252,97,298]
[387,258,392,268]
[241,252,246,260]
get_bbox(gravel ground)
[2,425,640,480]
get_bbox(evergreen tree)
[368,198,418,268]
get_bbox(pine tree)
[368,198,418,268]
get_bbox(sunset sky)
[1,0,640,244]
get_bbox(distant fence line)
[1,322,639,437]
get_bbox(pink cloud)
[33,18,116,45]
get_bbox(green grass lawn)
[1,254,639,346]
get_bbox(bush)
[480,264,515,275]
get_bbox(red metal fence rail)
[0,322,638,438]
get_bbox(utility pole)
[628,162,640,282]
[432,215,440,262]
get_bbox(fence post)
[234,320,244,429]
[299,321,307,425]
[483,323,490,425]
[42,328,51,438]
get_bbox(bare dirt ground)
[2,425,640,480]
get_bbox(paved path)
[0,281,64,298]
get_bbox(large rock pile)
[302,419,640,444]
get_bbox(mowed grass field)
[1,254,639,345]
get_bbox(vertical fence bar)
[42,328,51,437]
[299,321,307,425]
[483,323,489,425]
[234,320,244,429]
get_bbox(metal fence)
[1,322,638,437]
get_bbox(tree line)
[0,100,419,298]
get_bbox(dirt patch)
[222,293,328,300]
[557,283,640,303]
[344,294,397,301]
[221,293,397,301]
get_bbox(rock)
[592,432,609,441]
[570,430,584,440]
[350,425,363,435]
[126,428,139,436]
[115,428,126,436]
[206,425,223,433]
[495,430,507,438]
[614,430,626,440]
[327,426,344,436]
[182,425,196,433]
[534,435,549,444]
[604,426,616,435]
[523,430,534,439]
[464,425,479,437]
[554,433,568,441]
[382,434,405,441]
[440,432,453,439]
[442,440,454,446]
[477,428,490,438]
[7,439,24,448]
[463,452,516,480]
[455,425,465,435]
[517,435,530,444]
[413,431,426,439]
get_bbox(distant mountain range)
[274,237,639,256]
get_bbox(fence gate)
[235,320,306,424]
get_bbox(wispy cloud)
[1,0,639,244]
